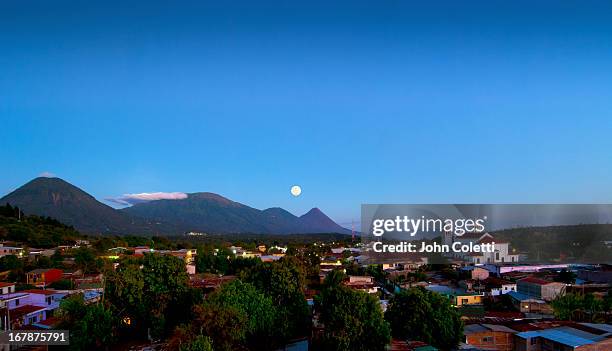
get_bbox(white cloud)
[39,171,56,178]
[106,192,188,206]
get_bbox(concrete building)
[464,323,517,351]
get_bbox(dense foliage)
[105,254,201,339]
[241,257,310,340]
[57,294,116,351]
[313,272,390,351]
[551,292,612,322]
[384,287,463,350]
[0,204,83,247]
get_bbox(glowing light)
[290,185,302,197]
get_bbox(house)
[0,282,15,295]
[454,293,484,307]
[186,264,196,275]
[459,279,486,294]
[517,277,566,301]
[28,248,56,259]
[541,282,567,301]
[507,291,553,315]
[472,267,491,280]
[483,277,517,296]
[463,323,517,351]
[26,268,63,287]
[9,304,47,328]
[168,249,197,264]
[0,289,68,329]
[514,328,605,351]
[577,266,612,284]
[134,246,153,255]
[344,276,379,294]
[15,289,67,310]
[0,292,27,329]
[0,245,24,258]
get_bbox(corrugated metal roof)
[515,329,595,347]
[580,323,612,333]
[464,324,488,334]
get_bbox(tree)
[552,293,585,321]
[323,269,346,288]
[181,335,213,351]
[57,294,116,350]
[74,247,103,273]
[314,284,390,351]
[241,257,310,340]
[169,303,247,351]
[551,293,606,322]
[206,280,279,350]
[385,287,463,350]
[168,325,214,351]
[105,254,194,339]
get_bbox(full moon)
[290,185,302,197]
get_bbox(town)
[0,203,610,351]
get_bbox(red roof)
[10,305,46,319]
[518,277,551,285]
[389,340,410,351]
[0,282,15,288]
[35,316,59,327]
[21,289,60,295]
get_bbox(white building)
[444,232,519,264]
[0,289,68,329]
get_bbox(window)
[496,252,500,260]
[15,299,19,306]
[482,336,493,343]
[530,338,537,345]
[461,299,469,305]
[47,297,52,305]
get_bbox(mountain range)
[0,177,351,235]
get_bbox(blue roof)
[507,291,530,301]
[84,290,102,301]
[516,329,595,347]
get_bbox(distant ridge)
[122,192,352,235]
[0,177,168,234]
[0,177,351,235]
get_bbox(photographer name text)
[372,241,495,253]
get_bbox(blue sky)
[1,1,612,226]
